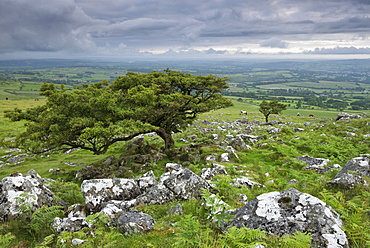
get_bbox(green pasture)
[257,80,370,91]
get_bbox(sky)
[1,0,370,60]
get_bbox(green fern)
[0,232,16,248]
[221,227,267,248]
[29,205,64,239]
[46,180,85,205]
[36,234,56,248]
[278,232,311,248]
[174,214,204,247]
[55,212,125,248]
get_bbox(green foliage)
[35,234,56,248]
[0,232,16,248]
[15,192,36,219]
[55,212,125,248]
[221,227,311,248]
[318,188,370,248]
[259,99,287,122]
[5,70,232,154]
[46,180,84,205]
[200,188,233,228]
[174,214,205,247]
[29,206,64,240]
[221,227,267,248]
[278,232,312,248]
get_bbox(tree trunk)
[265,114,269,123]
[156,128,175,150]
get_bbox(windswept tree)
[259,100,287,122]
[5,70,233,154]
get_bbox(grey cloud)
[2,0,370,57]
[260,38,288,48]
[304,46,370,54]
[0,0,100,53]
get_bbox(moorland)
[0,58,369,247]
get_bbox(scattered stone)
[231,176,265,189]
[336,112,363,121]
[53,216,89,233]
[72,239,87,246]
[288,179,298,184]
[116,210,155,235]
[295,155,330,173]
[64,148,80,154]
[162,168,211,200]
[64,162,85,167]
[5,148,22,153]
[238,194,248,204]
[222,188,349,248]
[7,154,28,163]
[168,203,183,215]
[220,153,232,162]
[328,156,370,188]
[53,204,88,233]
[200,163,227,180]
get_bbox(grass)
[1,98,370,247]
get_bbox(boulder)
[336,112,363,121]
[328,156,370,188]
[81,171,158,213]
[231,176,265,189]
[0,169,54,221]
[295,155,329,168]
[228,136,251,151]
[295,155,332,173]
[222,188,348,248]
[168,203,183,215]
[53,216,89,233]
[161,167,212,200]
[116,210,155,235]
[53,204,88,233]
[200,163,227,180]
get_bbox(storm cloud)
[1,0,370,59]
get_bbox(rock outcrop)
[81,171,157,213]
[0,169,54,221]
[328,156,370,188]
[222,188,348,248]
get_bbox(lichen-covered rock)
[0,169,54,221]
[53,216,89,233]
[231,176,265,189]
[336,112,363,121]
[116,210,155,235]
[135,183,176,205]
[295,155,329,169]
[162,167,211,200]
[328,156,370,188]
[81,171,157,213]
[200,163,227,180]
[53,204,88,233]
[168,203,183,215]
[228,136,251,151]
[222,188,348,248]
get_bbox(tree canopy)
[259,100,287,122]
[5,70,233,154]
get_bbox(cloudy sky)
[1,0,370,60]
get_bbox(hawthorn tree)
[259,100,287,122]
[5,70,233,154]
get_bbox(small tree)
[259,100,287,122]
[5,70,233,154]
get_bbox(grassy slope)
[0,99,370,247]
